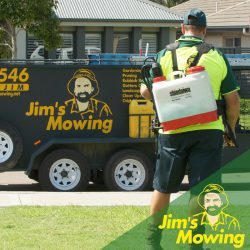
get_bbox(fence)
[233,67,250,132]
[219,47,250,54]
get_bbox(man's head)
[198,184,229,215]
[67,69,99,102]
[182,8,207,38]
[204,192,223,216]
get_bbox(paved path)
[0,191,185,207]
[0,171,186,207]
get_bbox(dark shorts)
[153,130,224,193]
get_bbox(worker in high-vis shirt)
[140,8,240,250]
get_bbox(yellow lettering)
[172,218,188,229]
[233,234,245,249]
[72,119,88,130]
[0,84,29,91]
[62,120,72,130]
[158,215,167,229]
[202,233,220,245]
[176,230,192,244]
[193,234,203,244]
[26,102,35,116]
[39,106,54,116]
[92,119,102,130]
[46,116,113,133]
[190,218,198,230]
[58,106,66,116]
[46,116,62,130]
[102,119,113,133]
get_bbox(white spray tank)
[152,66,218,131]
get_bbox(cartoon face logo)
[74,77,94,103]
[67,69,99,102]
[194,184,240,231]
[204,192,224,216]
[65,69,112,119]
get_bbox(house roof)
[55,0,183,23]
[171,0,250,28]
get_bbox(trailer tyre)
[104,149,154,191]
[0,122,23,171]
[39,149,90,191]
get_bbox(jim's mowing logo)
[159,184,245,249]
[25,69,113,133]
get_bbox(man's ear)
[181,24,185,34]
[202,27,207,37]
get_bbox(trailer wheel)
[104,149,154,191]
[39,149,90,191]
[0,122,23,171]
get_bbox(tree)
[0,21,11,59]
[150,0,188,8]
[0,0,61,59]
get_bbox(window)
[57,33,74,59]
[141,34,158,54]
[225,37,241,47]
[27,33,74,60]
[113,33,130,53]
[85,33,102,54]
[26,35,44,59]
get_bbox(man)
[65,69,112,119]
[194,184,240,231]
[141,8,240,250]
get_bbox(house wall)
[16,29,26,59]
[242,35,250,47]
[205,34,223,47]
[18,25,177,59]
[206,31,250,50]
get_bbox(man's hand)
[224,91,240,132]
[140,84,152,100]
[223,90,240,147]
[223,126,237,147]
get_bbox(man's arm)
[223,90,240,133]
[140,84,152,100]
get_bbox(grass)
[1,201,250,250]
[0,206,149,250]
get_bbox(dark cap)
[183,8,207,27]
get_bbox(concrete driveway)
[0,171,186,207]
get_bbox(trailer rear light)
[34,140,42,146]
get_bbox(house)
[171,0,250,53]
[17,0,183,59]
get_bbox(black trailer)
[0,61,156,191]
[0,61,249,191]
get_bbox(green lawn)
[0,206,149,250]
[1,204,250,250]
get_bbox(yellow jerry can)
[129,100,155,138]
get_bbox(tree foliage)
[150,0,188,8]
[0,0,61,59]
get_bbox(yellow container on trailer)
[129,100,155,138]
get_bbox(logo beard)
[206,205,223,216]
[75,92,92,102]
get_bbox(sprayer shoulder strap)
[164,41,214,71]
[165,42,180,71]
[190,42,214,67]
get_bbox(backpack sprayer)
[141,57,163,134]
[141,59,218,131]
[141,46,238,147]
